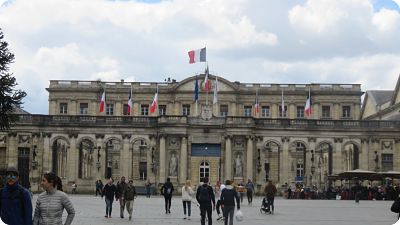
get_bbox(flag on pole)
[127,86,133,115]
[305,88,312,118]
[99,90,105,113]
[281,88,285,116]
[253,89,259,116]
[204,65,210,92]
[188,47,206,64]
[213,76,219,104]
[150,89,158,114]
[194,76,199,102]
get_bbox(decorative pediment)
[174,75,237,92]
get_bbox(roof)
[368,90,393,106]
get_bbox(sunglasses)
[6,174,17,180]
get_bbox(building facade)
[1,75,400,193]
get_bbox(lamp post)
[96,146,101,171]
[310,150,315,186]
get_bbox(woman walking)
[181,180,194,220]
[33,172,75,225]
[102,178,117,218]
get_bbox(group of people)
[0,166,75,225]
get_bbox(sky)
[1,0,400,114]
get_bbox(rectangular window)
[296,163,304,177]
[59,103,68,114]
[159,105,167,116]
[264,163,270,181]
[322,106,331,118]
[182,104,191,116]
[279,105,288,118]
[342,106,351,118]
[261,106,270,118]
[106,104,114,115]
[220,105,228,117]
[123,104,130,115]
[382,153,393,171]
[296,106,305,118]
[139,162,147,180]
[141,104,149,116]
[244,106,252,117]
[79,103,88,115]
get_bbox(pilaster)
[159,134,166,182]
[281,137,290,184]
[333,138,343,174]
[225,135,232,180]
[180,136,187,183]
[246,136,254,181]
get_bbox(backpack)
[391,199,400,213]
[199,185,211,202]
[166,187,172,195]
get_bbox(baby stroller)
[260,197,270,214]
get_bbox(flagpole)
[206,62,208,106]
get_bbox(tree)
[0,28,26,130]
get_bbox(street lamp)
[310,150,315,186]
[96,146,101,171]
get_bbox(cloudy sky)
[1,0,400,114]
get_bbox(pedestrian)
[287,185,292,199]
[102,178,117,218]
[161,177,174,214]
[390,193,400,220]
[181,180,194,220]
[33,171,75,225]
[264,180,277,214]
[237,180,245,203]
[245,179,255,205]
[145,179,152,198]
[0,166,33,225]
[71,181,77,194]
[220,179,240,225]
[196,177,215,225]
[214,180,223,221]
[116,176,128,218]
[123,179,136,221]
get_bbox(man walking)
[116,176,128,218]
[196,177,215,225]
[245,179,255,205]
[220,180,240,225]
[0,166,33,225]
[264,180,277,214]
[123,180,136,221]
[161,177,174,214]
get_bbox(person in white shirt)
[181,180,194,220]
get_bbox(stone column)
[225,135,232,180]
[333,138,343,174]
[306,138,316,186]
[271,104,278,119]
[147,136,155,181]
[230,102,237,116]
[6,133,17,167]
[312,103,319,119]
[361,138,369,170]
[180,136,187,183]
[159,135,166,182]
[246,136,254,181]
[42,133,52,172]
[121,135,131,178]
[68,134,78,182]
[281,137,290,184]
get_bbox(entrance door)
[191,144,221,184]
[18,148,30,188]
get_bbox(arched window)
[199,161,210,183]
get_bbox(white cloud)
[0,0,399,114]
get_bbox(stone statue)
[234,154,243,177]
[169,153,178,176]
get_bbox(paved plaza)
[30,195,398,225]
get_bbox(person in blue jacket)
[0,166,33,225]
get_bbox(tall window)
[279,105,287,118]
[182,104,191,116]
[322,106,331,118]
[261,106,270,118]
[382,153,393,171]
[141,104,149,116]
[79,103,88,115]
[139,162,147,180]
[106,104,114,115]
[59,103,68,114]
[220,105,228,117]
[296,106,305,118]
[159,105,167,116]
[296,163,304,177]
[199,161,210,183]
[244,106,252,117]
[264,163,270,181]
[123,104,130,115]
[342,106,351,118]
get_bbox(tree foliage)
[0,28,26,130]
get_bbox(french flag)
[99,91,105,113]
[150,92,158,114]
[188,47,206,64]
[127,87,133,115]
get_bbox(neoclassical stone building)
[1,74,399,193]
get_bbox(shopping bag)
[235,209,243,222]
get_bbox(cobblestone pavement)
[30,195,398,225]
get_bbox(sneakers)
[217,216,223,221]
[188,216,191,220]
[183,216,187,219]
[129,216,132,221]
[104,215,108,218]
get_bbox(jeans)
[216,200,222,215]
[146,186,151,198]
[247,190,253,204]
[164,195,172,212]
[182,201,191,217]
[200,204,212,225]
[119,198,126,217]
[223,205,235,225]
[105,198,113,216]
[125,200,134,217]
[267,196,275,212]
